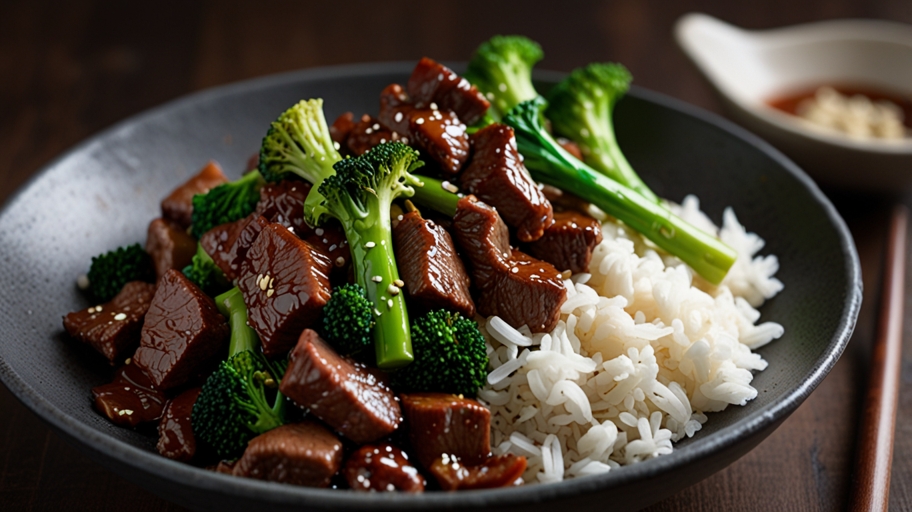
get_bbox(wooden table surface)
[2,1,911,510]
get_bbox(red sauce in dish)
[767,84,912,128]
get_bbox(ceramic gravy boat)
[675,13,912,192]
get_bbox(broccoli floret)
[191,287,286,458]
[502,97,737,285]
[190,170,265,239]
[258,98,342,222]
[321,283,374,356]
[309,142,424,369]
[464,35,544,120]
[85,243,154,302]
[182,244,229,296]
[545,63,658,203]
[393,310,488,396]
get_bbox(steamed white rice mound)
[476,195,785,483]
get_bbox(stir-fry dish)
[63,36,785,491]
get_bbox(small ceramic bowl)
[675,13,912,192]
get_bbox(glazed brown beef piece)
[392,210,475,318]
[378,84,470,176]
[132,269,229,390]
[399,392,491,469]
[63,281,156,365]
[157,387,201,462]
[461,124,554,242]
[92,362,167,428]
[452,196,566,333]
[254,179,311,234]
[302,220,351,279]
[346,114,401,156]
[429,453,526,490]
[233,421,343,488]
[343,444,425,493]
[160,161,229,229]
[237,223,332,358]
[200,214,255,281]
[146,218,197,281]
[407,57,490,126]
[524,210,603,274]
[280,329,402,444]
[330,111,356,148]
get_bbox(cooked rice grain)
[479,196,784,483]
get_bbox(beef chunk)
[378,84,470,176]
[429,453,526,490]
[157,387,201,462]
[407,57,490,126]
[63,281,156,365]
[200,214,249,281]
[346,114,402,156]
[452,197,566,332]
[237,223,332,358]
[280,329,402,443]
[399,392,490,469]
[393,210,474,317]
[303,220,351,279]
[254,179,310,234]
[92,362,167,428]
[461,124,553,242]
[525,210,603,274]
[161,161,228,229]
[343,444,425,493]
[133,269,229,390]
[330,111,356,148]
[146,218,197,281]
[233,421,343,488]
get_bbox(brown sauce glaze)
[399,392,491,469]
[92,362,167,428]
[393,210,475,318]
[407,57,490,126]
[160,161,229,229]
[343,444,425,493]
[157,387,201,462]
[429,453,526,490]
[524,210,603,274]
[233,421,343,488]
[461,123,553,242]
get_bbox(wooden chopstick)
[849,205,908,512]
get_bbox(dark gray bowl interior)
[0,63,860,511]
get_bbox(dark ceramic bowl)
[0,63,861,511]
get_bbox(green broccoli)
[258,98,342,222]
[545,63,658,203]
[308,142,423,369]
[182,244,229,296]
[190,170,265,239]
[321,283,374,356]
[464,35,544,120]
[502,97,737,285]
[85,243,154,302]
[191,287,286,458]
[393,310,488,396]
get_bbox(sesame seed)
[372,275,383,283]
[387,284,399,295]
[397,215,403,221]
[125,358,132,365]
[365,241,376,248]
[335,256,345,267]
[393,279,405,287]
[329,244,337,252]
[374,308,382,317]
[259,275,269,291]
[114,313,127,321]
[442,181,458,193]
[333,141,341,150]
[76,274,90,290]
[415,118,425,125]
[96,305,103,312]
[365,127,373,134]
[429,102,438,110]
[88,307,95,314]
[394,112,403,123]
[315,228,324,236]
[372,123,380,130]
[387,299,394,309]
[267,289,275,298]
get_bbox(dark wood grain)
[1,1,911,510]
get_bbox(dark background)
[1,1,911,510]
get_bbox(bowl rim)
[0,61,862,509]
[675,12,912,155]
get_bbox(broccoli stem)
[504,99,737,285]
[410,176,460,217]
[344,204,412,369]
[585,128,659,204]
[215,287,257,357]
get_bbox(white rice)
[478,195,784,483]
